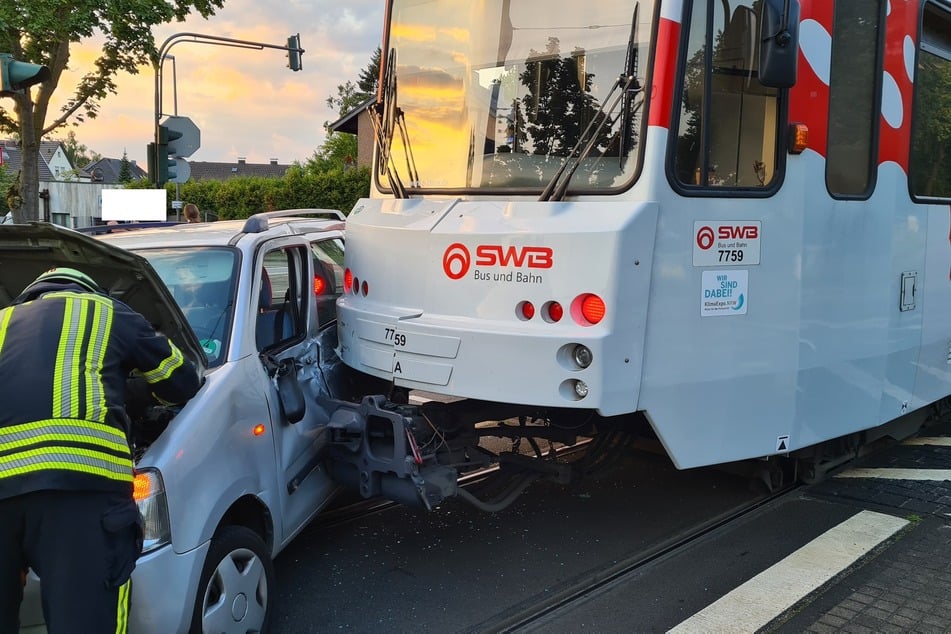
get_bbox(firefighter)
[0,267,200,633]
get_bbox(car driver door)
[255,240,336,540]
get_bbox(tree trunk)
[10,93,40,223]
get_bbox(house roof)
[82,157,148,184]
[327,97,375,135]
[186,159,291,181]
[0,140,64,181]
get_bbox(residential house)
[186,157,291,181]
[83,157,148,184]
[327,97,375,168]
[1,140,142,227]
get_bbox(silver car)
[5,211,348,632]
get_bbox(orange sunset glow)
[30,0,385,167]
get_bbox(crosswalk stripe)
[668,510,907,633]
[836,468,951,481]
[409,395,432,404]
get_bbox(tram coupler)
[323,395,459,510]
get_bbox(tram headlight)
[572,344,593,369]
[573,380,589,399]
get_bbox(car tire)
[190,525,275,634]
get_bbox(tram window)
[826,0,883,198]
[672,0,781,191]
[910,4,951,201]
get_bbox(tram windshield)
[380,0,655,193]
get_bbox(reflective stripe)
[139,344,185,384]
[0,446,133,482]
[47,293,114,421]
[52,298,76,417]
[0,419,130,456]
[115,579,131,634]
[0,306,13,360]
[86,299,113,422]
[0,418,127,442]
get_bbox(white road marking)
[668,510,907,633]
[904,436,951,446]
[830,436,951,480]
[409,395,432,404]
[836,468,951,481]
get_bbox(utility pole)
[150,32,305,192]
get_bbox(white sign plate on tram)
[701,269,749,316]
[693,221,761,266]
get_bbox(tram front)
[338,0,662,417]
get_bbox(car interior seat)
[256,269,293,349]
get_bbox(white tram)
[330,0,951,498]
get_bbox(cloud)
[49,0,383,166]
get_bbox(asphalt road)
[271,449,768,632]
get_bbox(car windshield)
[138,247,238,367]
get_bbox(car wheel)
[191,525,274,634]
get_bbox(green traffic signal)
[0,53,51,95]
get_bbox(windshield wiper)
[370,47,419,198]
[539,3,642,202]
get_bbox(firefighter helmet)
[29,267,102,294]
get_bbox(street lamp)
[162,53,181,218]
[163,54,178,116]
[150,32,305,189]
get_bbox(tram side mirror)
[759,0,800,88]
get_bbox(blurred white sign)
[101,189,167,221]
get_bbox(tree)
[311,47,381,174]
[59,129,100,170]
[324,47,381,116]
[303,134,358,174]
[518,39,611,157]
[0,0,224,223]
[118,150,133,183]
[0,164,14,216]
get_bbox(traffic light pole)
[151,32,304,189]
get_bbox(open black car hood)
[0,222,206,374]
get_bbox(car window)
[311,238,345,328]
[140,247,237,367]
[257,247,307,350]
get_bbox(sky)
[52,0,384,167]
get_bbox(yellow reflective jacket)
[0,282,200,499]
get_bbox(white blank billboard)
[101,189,167,221]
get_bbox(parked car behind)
[3,211,350,632]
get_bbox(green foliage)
[126,168,370,220]
[118,150,133,183]
[0,0,224,135]
[303,133,358,173]
[58,130,100,170]
[0,0,223,221]
[0,164,14,215]
[325,47,381,118]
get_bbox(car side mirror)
[276,357,306,423]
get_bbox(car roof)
[97,210,345,251]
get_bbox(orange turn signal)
[788,123,808,154]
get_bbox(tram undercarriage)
[319,390,951,512]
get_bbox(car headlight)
[133,468,171,553]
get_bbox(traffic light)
[149,124,183,187]
[0,53,50,96]
[287,34,303,72]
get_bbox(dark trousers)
[0,489,142,634]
